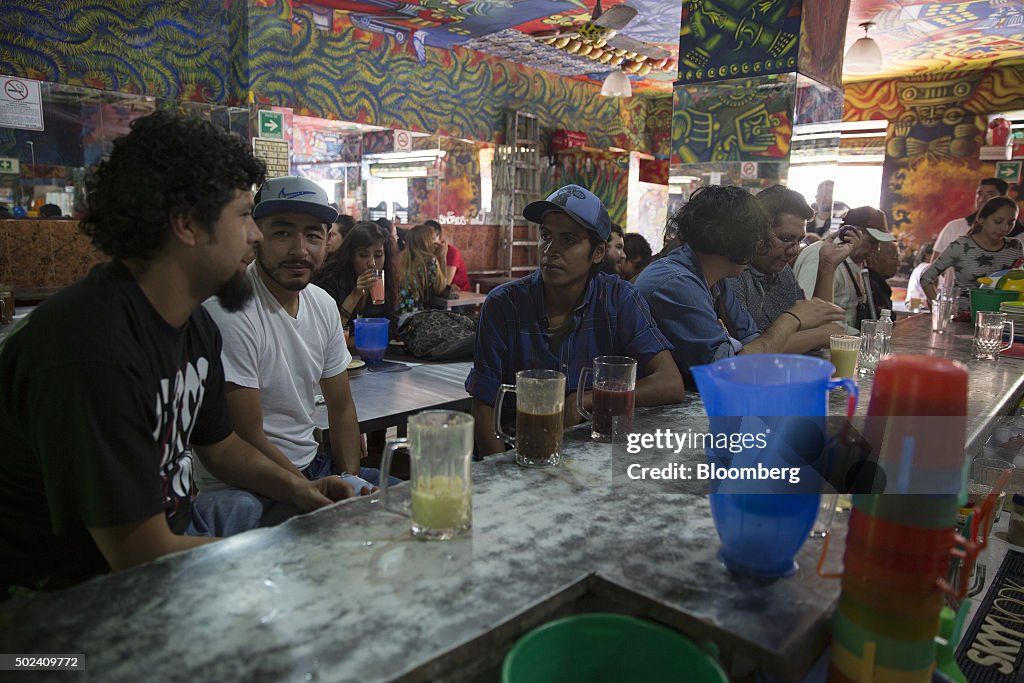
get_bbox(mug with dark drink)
[494,370,566,467]
[370,269,385,305]
[577,356,637,441]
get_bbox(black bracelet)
[339,304,353,320]
[783,310,802,330]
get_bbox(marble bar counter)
[839,313,1024,452]
[0,398,841,683]
[2,314,1022,683]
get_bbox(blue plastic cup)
[354,318,389,365]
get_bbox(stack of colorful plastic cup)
[830,355,968,682]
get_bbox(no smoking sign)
[0,76,44,131]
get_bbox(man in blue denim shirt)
[466,185,685,456]
[634,186,844,385]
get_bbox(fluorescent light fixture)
[363,150,447,163]
[845,22,882,74]
[601,70,632,98]
[370,165,429,178]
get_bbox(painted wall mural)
[0,1,662,157]
[646,96,673,159]
[553,152,629,225]
[672,75,794,164]
[0,1,248,103]
[248,1,659,153]
[678,0,802,84]
[844,64,1024,246]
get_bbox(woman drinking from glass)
[314,220,399,336]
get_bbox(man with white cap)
[466,184,684,456]
[201,176,378,520]
[793,205,897,334]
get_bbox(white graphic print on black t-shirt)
[154,355,212,522]
[0,262,233,588]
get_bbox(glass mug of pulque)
[380,410,473,540]
[494,369,566,467]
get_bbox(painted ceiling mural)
[846,0,1024,81]
[249,1,661,151]
[297,0,1024,92]
[295,0,682,92]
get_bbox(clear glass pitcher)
[381,410,473,540]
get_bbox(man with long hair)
[727,185,850,352]
[635,186,844,383]
[0,113,354,594]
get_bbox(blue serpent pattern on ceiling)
[248,1,655,150]
[0,0,661,152]
[0,0,247,103]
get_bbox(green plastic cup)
[501,613,728,683]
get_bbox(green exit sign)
[0,158,19,174]
[258,110,283,140]
[995,161,1022,184]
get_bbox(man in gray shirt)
[729,185,849,352]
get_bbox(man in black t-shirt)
[0,113,355,594]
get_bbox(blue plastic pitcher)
[691,354,858,578]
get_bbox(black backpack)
[398,310,476,361]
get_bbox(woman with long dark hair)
[921,196,1022,307]
[397,224,446,322]
[314,221,399,334]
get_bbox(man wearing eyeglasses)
[728,186,851,352]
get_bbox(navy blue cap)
[523,185,612,241]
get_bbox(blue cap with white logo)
[523,184,612,241]
[253,176,338,224]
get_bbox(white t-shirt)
[203,264,350,470]
[792,240,861,335]
[931,217,970,292]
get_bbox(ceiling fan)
[531,0,676,75]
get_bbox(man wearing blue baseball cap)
[466,184,684,456]
[201,176,384,524]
